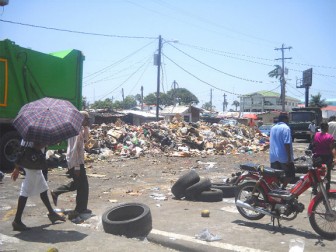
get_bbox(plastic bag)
[195,228,221,242]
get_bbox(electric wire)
[84,41,155,81]
[168,43,264,83]
[127,56,152,96]
[0,19,157,40]
[97,59,150,101]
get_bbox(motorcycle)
[235,155,336,239]
[231,150,313,186]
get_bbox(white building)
[240,90,300,112]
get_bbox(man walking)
[51,111,91,215]
[269,113,295,188]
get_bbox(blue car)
[259,124,273,136]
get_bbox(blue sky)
[1,0,335,110]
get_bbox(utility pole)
[172,80,179,105]
[155,35,162,121]
[223,93,227,112]
[275,44,292,112]
[141,86,144,111]
[210,89,213,112]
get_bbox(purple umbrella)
[13,97,84,145]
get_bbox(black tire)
[195,188,223,202]
[235,181,267,220]
[102,203,152,238]
[0,131,21,172]
[309,192,336,239]
[185,178,211,200]
[171,170,200,199]
[211,182,236,198]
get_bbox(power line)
[168,43,264,83]
[0,19,157,40]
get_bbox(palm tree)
[232,100,240,111]
[309,92,328,108]
[268,65,282,79]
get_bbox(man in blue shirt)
[269,113,295,188]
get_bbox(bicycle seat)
[240,163,259,171]
[260,166,285,178]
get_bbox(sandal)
[48,213,66,224]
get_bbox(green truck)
[289,107,322,142]
[0,39,84,171]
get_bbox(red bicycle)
[235,156,336,239]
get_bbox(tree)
[202,102,214,111]
[90,98,113,110]
[123,95,137,109]
[82,96,89,109]
[232,100,240,111]
[144,88,199,106]
[166,88,199,105]
[268,65,282,79]
[309,92,328,108]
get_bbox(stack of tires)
[171,170,235,202]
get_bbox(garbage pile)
[82,119,269,160]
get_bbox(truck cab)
[288,107,322,142]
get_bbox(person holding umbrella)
[51,111,91,215]
[11,141,66,231]
[12,97,87,230]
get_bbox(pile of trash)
[80,119,269,160]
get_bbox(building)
[240,90,300,112]
[160,105,202,122]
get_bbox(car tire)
[211,182,236,198]
[102,203,152,238]
[185,178,211,200]
[195,188,223,202]
[171,170,200,199]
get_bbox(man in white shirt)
[51,111,91,215]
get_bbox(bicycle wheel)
[309,192,336,239]
[235,181,267,220]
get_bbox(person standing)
[328,116,336,140]
[269,113,295,188]
[51,111,91,215]
[308,121,316,141]
[11,141,65,231]
[312,122,334,191]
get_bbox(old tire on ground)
[171,170,200,199]
[185,178,211,200]
[195,188,223,202]
[102,203,152,238]
[211,182,236,198]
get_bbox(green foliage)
[268,65,282,79]
[309,92,328,108]
[232,100,240,111]
[90,98,113,110]
[202,102,213,111]
[143,88,199,106]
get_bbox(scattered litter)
[195,228,221,242]
[150,193,168,201]
[108,199,118,203]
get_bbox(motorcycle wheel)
[309,192,336,240]
[235,181,266,220]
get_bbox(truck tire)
[102,203,152,238]
[0,131,21,172]
[211,182,236,198]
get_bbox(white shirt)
[66,126,89,169]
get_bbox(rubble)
[48,120,270,163]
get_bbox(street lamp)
[154,35,178,121]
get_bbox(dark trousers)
[315,154,333,191]
[53,164,89,212]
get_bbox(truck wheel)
[0,131,21,172]
[185,178,211,200]
[102,203,152,238]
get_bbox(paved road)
[1,140,335,252]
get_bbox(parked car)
[259,124,273,136]
[219,119,238,126]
